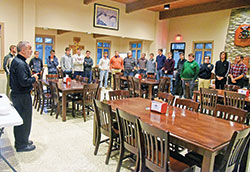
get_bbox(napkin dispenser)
[150,100,168,114]
[238,89,249,98]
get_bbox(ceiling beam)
[93,34,107,39]
[159,0,250,20]
[83,0,96,5]
[57,30,70,35]
[126,0,180,13]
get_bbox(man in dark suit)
[10,41,38,152]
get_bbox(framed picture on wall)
[94,3,119,31]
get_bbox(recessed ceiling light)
[164,4,170,10]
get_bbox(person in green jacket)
[180,53,199,99]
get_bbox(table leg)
[202,151,215,172]
[193,92,198,102]
[148,85,153,100]
[62,92,66,122]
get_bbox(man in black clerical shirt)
[10,41,38,152]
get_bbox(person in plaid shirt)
[228,55,247,88]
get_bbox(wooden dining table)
[103,97,249,172]
[42,79,87,121]
[120,76,159,100]
[193,89,250,105]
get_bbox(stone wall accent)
[224,7,250,62]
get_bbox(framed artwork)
[94,3,119,31]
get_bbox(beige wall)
[165,10,231,64]
[0,0,23,69]
[36,0,156,41]
[35,28,153,67]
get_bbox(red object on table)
[150,100,168,114]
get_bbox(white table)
[0,94,23,172]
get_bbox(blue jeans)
[63,70,72,78]
[124,70,134,77]
[156,70,164,80]
[73,71,84,79]
[182,79,195,99]
[164,74,173,93]
[100,70,108,88]
[84,70,92,83]
[138,69,146,75]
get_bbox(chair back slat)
[93,100,113,135]
[83,84,98,104]
[127,76,135,96]
[49,81,60,104]
[175,98,199,112]
[114,74,121,90]
[200,88,218,115]
[109,90,130,100]
[214,104,247,124]
[116,109,138,152]
[159,77,167,92]
[225,84,240,92]
[220,128,250,171]
[224,91,245,109]
[157,92,175,106]
[137,119,169,172]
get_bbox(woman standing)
[215,51,230,89]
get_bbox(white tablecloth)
[0,94,23,128]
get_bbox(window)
[35,35,55,65]
[96,40,111,64]
[130,41,142,62]
[193,41,213,65]
[0,23,4,70]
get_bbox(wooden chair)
[93,99,119,165]
[32,81,39,107]
[214,104,247,124]
[92,67,100,80]
[79,76,88,83]
[114,74,121,90]
[165,77,171,93]
[157,92,175,106]
[108,90,130,100]
[37,81,52,114]
[46,74,58,80]
[81,84,99,121]
[175,98,199,112]
[136,119,190,172]
[133,77,147,98]
[158,77,167,92]
[224,91,245,109]
[57,67,63,78]
[115,108,139,172]
[75,75,81,81]
[185,128,250,172]
[200,88,218,115]
[127,76,135,97]
[49,81,62,118]
[225,84,240,92]
[40,68,45,79]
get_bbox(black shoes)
[28,140,33,145]
[16,144,36,152]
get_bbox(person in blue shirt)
[156,49,166,80]
[47,49,59,74]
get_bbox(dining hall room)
[0,0,250,172]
